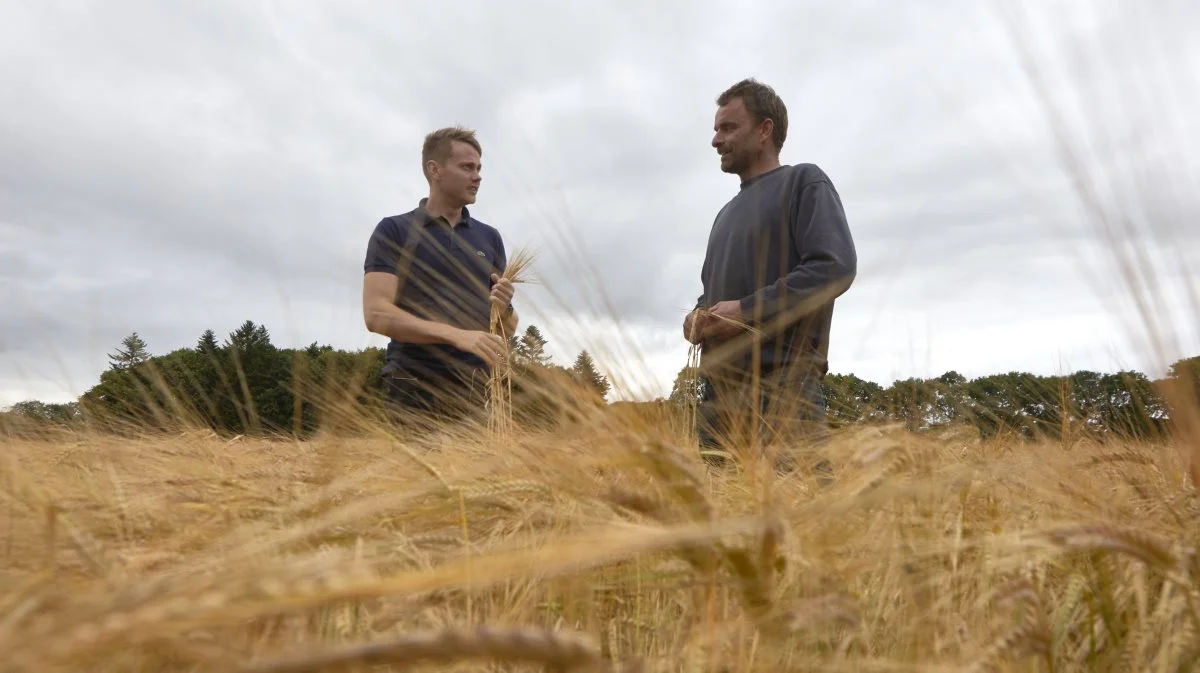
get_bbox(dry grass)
[3,407,1200,672]
[487,245,539,439]
[680,308,767,462]
[2,5,1195,672]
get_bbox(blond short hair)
[421,126,482,179]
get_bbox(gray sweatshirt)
[695,163,857,378]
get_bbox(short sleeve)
[492,230,508,278]
[363,217,407,275]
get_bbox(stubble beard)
[721,151,745,176]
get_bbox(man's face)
[711,98,767,175]
[430,140,482,205]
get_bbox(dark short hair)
[421,126,482,179]
[716,78,788,152]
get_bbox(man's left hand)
[701,300,745,341]
[490,274,515,312]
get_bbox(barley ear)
[238,625,607,673]
[487,245,538,438]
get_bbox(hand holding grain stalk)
[686,300,751,344]
[486,246,537,436]
[489,274,515,317]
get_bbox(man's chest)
[409,226,498,283]
[706,198,792,262]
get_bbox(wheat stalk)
[682,306,767,462]
[1042,524,1179,572]
[683,341,702,446]
[487,245,538,438]
[237,625,621,672]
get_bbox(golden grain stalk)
[681,306,764,452]
[487,245,538,437]
[238,625,617,673]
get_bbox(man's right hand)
[683,309,707,345]
[448,329,508,367]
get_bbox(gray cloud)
[1,0,1197,405]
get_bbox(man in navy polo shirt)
[362,126,519,425]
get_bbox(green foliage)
[197,329,220,354]
[1165,356,1200,419]
[571,350,610,401]
[823,373,889,426]
[5,318,1195,443]
[673,359,1189,443]
[5,400,81,423]
[107,332,151,371]
[5,320,624,438]
[668,366,703,408]
[514,325,552,368]
[71,321,388,437]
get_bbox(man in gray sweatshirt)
[684,78,857,475]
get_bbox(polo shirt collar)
[417,197,472,227]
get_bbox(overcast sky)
[2,0,1197,407]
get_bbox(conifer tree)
[107,332,151,370]
[571,350,610,400]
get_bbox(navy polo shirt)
[363,198,508,379]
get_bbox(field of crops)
[4,405,1198,672]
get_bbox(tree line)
[667,356,1200,442]
[3,319,1198,443]
[1,321,613,436]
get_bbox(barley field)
[3,4,1197,672]
[3,388,1199,673]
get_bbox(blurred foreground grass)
[3,409,1199,672]
[2,6,1197,670]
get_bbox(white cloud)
[1,0,1197,408]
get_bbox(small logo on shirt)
[476,250,486,257]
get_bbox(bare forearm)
[365,302,460,345]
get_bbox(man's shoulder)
[377,208,421,229]
[785,162,835,187]
[467,215,504,243]
[370,209,422,243]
